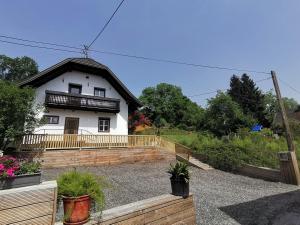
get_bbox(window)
[98,118,110,132]
[43,115,59,124]
[94,87,105,97]
[69,83,82,94]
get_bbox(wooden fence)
[21,134,158,150]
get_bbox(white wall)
[34,71,128,135]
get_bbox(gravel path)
[43,159,300,225]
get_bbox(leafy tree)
[203,92,256,136]
[264,90,299,125]
[228,74,268,126]
[0,80,41,150]
[139,83,204,130]
[282,97,299,111]
[0,55,38,82]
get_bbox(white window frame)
[98,118,110,132]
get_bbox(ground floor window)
[43,115,59,124]
[98,118,110,132]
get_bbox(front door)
[64,117,79,134]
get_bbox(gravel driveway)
[43,159,300,225]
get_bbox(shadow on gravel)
[220,190,300,225]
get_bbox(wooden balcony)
[45,90,120,113]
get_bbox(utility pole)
[271,71,300,185]
[82,45,89,58]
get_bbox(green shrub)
[15,161,41,175]
[168,161,190,183]
[57,170,107,211]
[167,129,300,171]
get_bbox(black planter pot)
[170,178,189,198]
[0,173,41,190]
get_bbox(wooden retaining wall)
[19,148,174,168]
[237,164,281,182]
[0,181,57,225]
[55,194,196,225]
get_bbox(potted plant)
[0,156,41,190]
[57,170,106,225]
[168,161,190,198]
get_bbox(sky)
[1,0,300,106]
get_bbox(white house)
[19,58,141,135]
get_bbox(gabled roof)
[19,58,142,109]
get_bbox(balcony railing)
[45,90,120,113]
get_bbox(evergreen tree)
[228,74,269,127]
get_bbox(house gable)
[19,58,142,111]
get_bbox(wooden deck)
[21,134,158,151]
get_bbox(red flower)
[0,164,4,171]
[6,168,15,177]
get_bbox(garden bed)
[0,172,41,190]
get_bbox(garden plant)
[0,156,41,189]
[168,161,190,197]
[57,170,107,225]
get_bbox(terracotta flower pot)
[63,195,91,225]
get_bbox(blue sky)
[1,0,300,106]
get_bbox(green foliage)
[202,92,256,136]
[0,55,38,82]
[57,170,108,211]
[228,74,268,127]
[139,83,204,130]
[265,90,300,127]
[168,161,190,183]
[15,161,41,175]
[289,119,300,138]
[0,80,41,150]
[166,129,295,171]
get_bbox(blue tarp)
[251,124,263,132]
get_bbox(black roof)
[19,58,142,109]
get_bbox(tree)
[264,90,299,124]
[228,74,268,126]
[203,92,256,136]
[0,55,38,82]
[139,83,204,130]
[0,80,41,150]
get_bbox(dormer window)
[69,83,82,94]
[94,87,105,97]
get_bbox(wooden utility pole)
[271,71,300,185]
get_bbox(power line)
[0,34,82,50]
[0,34,270,74]
[87,0,125,49]
[188,77,272,98]
[0,39,82,54]
[188,90,222,97]
[278,77,300,95]
[89,49,270,74]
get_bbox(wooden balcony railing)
[45,90,120,113]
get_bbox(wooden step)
[176,154,213,171]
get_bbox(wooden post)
[271,71,300,185]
